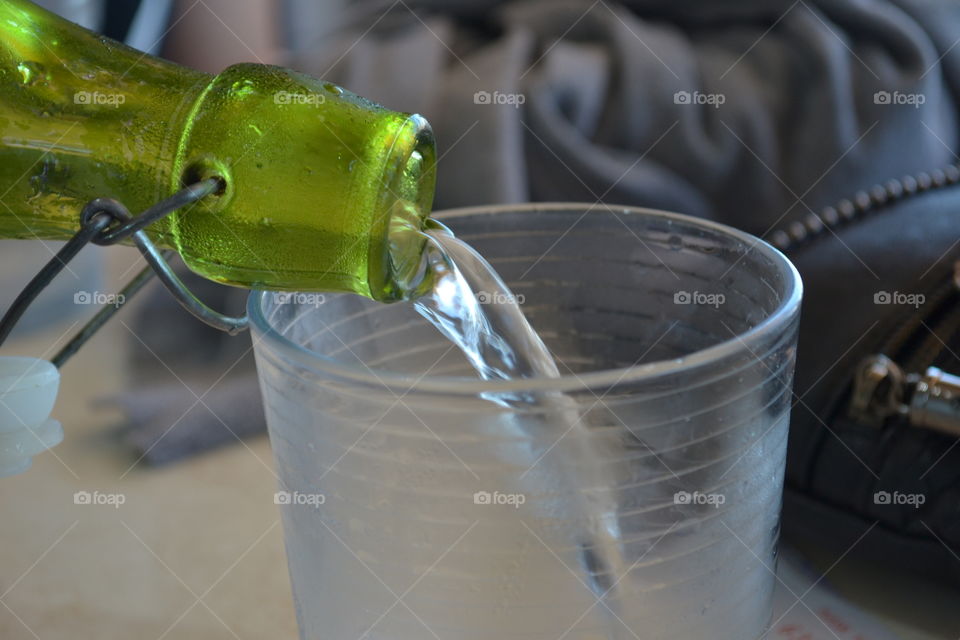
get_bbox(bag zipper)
[766,162,960,437]
[767,164,960,252]
[844,265,960,437]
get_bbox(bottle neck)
[0,0,209,242]
[0,1,438,298]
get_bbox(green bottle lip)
[371,113,436,301]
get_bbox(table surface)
[0,249,957,639]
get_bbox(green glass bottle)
[0,0,435,300]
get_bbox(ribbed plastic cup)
[248,204,802,640]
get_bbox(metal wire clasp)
[0,179,248,367]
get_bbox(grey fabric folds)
[295,0,959,231]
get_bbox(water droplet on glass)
[229,79,256,99]
[16,61,42,85]
[323,82,343,96]
[668,234,683,250]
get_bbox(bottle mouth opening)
[395,114,436,221]
[376,114,437,300]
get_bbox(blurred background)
[2,0,960,638]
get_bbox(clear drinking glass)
[248,203,802,640]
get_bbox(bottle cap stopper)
[0,356,62,477]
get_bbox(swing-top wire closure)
[0,178,249,368]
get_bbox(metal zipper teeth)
[768,163,960,253]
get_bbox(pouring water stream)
[409,223,633,636]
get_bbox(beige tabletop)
[0,250,956,640]
[0,247,298,639]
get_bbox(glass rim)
[247,202,802,395]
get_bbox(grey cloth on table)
[113,0,960,464]
[111,268,260,465]
[110,373,263,466]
